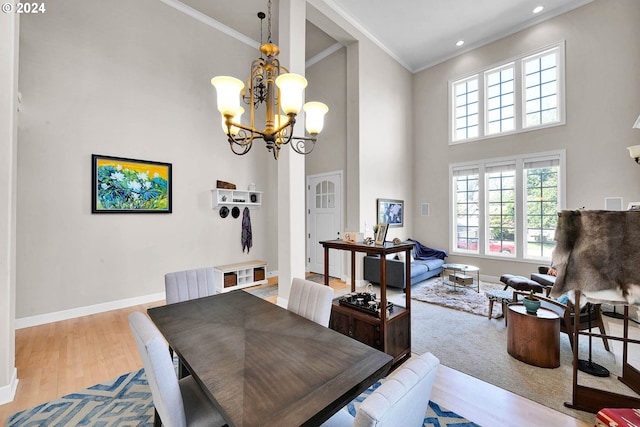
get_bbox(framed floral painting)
[92,154,172,213]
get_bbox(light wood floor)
[0,276,592,426]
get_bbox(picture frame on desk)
[375,223,388,245]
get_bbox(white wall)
[0,7,19,404]
[412,0,640,279]
[16,0,276,318]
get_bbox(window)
[486,65,515,135]
[450,42,565,143]
[453,77,479,141]
[450,151,564,261]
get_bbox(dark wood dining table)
[147,290,393,427]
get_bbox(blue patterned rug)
[8,370,479,426]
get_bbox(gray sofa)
[363,254,445,290]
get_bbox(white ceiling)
[172,0,593,72]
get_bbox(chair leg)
[598,324,610,351]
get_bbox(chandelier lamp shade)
[210,7,328,160]
[627,114,640,164]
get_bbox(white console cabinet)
[214,260,268,293]
[212,189,262,209]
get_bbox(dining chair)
[128,311,226,427]
[287,277,335,327]
[321,352,440,427]
[164,267,216,304]
[164,267,216,377]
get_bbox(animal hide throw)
[551,210,640,305]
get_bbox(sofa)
[363,240,447,290]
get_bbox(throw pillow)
[397,252,405,262]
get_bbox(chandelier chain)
[267,0,272,43]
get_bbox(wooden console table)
[320,240,413,367]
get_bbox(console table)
[320,240,413,367]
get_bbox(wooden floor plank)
[0,277,592,426]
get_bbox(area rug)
[396,287,640,424]
[412,277,505,318]
[8,369,476,426]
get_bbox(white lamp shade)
[303,102,329,134]
[275,73,307,115]
[628,145,640,159]
[221,107,244,135]
[211,76,244,116]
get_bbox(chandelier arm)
[289,137,317,155]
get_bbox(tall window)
[450,42,565,143]
[486,65,515,135]
[486,164,515,256]
[453,77,479,141]
[453,168,479,253]
[523,48,559,128]
[525,158,560,258]
[450,151,564,261]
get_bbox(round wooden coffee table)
[507,303,560,368]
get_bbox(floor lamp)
[577,302,610,377]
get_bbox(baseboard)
[0,367,18,405]
[15,292,166,330]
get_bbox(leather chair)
[513,291,610,351]
[128,312,226,427]
[321,352,440,427]
[164,267,216,304]
[287,277,334,327]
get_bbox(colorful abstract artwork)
[91,154,172,213]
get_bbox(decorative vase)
[523,297,541,314]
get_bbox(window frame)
[449,41,565,145]
[449,150,566,262]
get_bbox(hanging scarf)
[241,207,252,253]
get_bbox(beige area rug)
[385,283,640,424]
[411,277,505,318]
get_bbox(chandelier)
[211,1,329,160]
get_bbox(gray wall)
[16,0,275,318]
[412,0,640,279]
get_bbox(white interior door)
[307,172,342,278]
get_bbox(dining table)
[147,290,394,427]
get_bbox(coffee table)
[441,263,480,292]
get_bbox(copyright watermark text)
[2,2,46,13]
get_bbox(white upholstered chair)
[164,267,216,305]
[164,267,217,377]
[287,277,334,327]
[128,312,226,427]
[320,352,440,427]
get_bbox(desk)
[507,303,560,368]
[147,291,393,427]
[320,240,413,367]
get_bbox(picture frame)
[375,223,389,245]
[377,198,404,228]
[91,154,172,213]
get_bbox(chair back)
[165,268,216,305]
[129,312,186,427]
[287,277,334,327]
[353,352,440,427]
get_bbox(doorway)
[306,171,343,278]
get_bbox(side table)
[507,303,560,368]
[485,289,514,323]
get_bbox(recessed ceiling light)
[533,6,544,14]
[456,40,465,47]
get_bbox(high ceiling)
[174,0,593,72]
